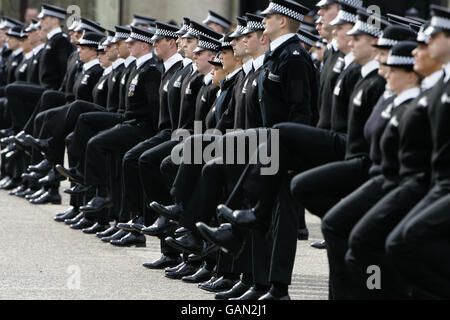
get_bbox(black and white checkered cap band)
[331,10,358,25]
[129,32,153,44]
[266,2,304,21]
[298,34,315,47]
[350,20,383,37]
[7,30,22,37]
[221,41,231,48]
[38,8,66,20]
[178,23,189,33]
[198,39,219,51]
[430,16,450,31]
[244,21,265,33]
[236,24,246,34]
[114,32,129,40]
[377,36,398,47]
[186,26,213,38]
[78,39,100,46]
[155,28,178,39]
[417,26,430,43]
[387,55,415,65]
[341,0,363,8]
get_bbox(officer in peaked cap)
[74,17,106,35]
[131,14,156,28]
[175,17,191,37]
[203,10,231,34]
[182,20,222,41]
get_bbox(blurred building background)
[0,0,448,30]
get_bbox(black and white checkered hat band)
[430,16,450,31]
[387,55,415,65]
[331,10,358,24]
[245,21,265,31]
[7,30,22,37]
[221,41,231,47]
[417,28,430,42]
[39,8,66,20]
[198,39,219,51]
[236,24,246,34]
[298,34,315,47]
[130,32,153,44]
[115,32,129,40]
[351,20,383,37]
[267,2,304,21]
[179,24,189,33]
[341,0,363,8]
[155,28,178,38]
[98,44,107,50]
[78,39,100,46]
[186,27,213,38]
[377,37,398,47]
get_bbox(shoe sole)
[55,166,83,186]
[110,242,146,248]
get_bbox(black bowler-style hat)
[382,41,417,71]
[209,52,223,67]
[297,28,320,47]
[372,25,417,50]
[77,31,105,48]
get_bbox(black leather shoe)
[311,240,327,249]
[165,233,204,254]
[0,128,15,139]
[196,222,246,258]
[259,292,291,300]
[64,185,91,196]
[29,191,62,205]
[70,218,95,230]
[54,207,80,222]
[149,202,183,221]
[25,135,52,153]
[110,232,146,247]
[218,204,260,230]
[55,164,84,186]
[9,184,26,196]
[25,187,46,200]
[198,275,219,288]
[174,227,190,237]
[298,228,309,241]
[28,159,52,173]
[22,171,47,182]
[141,216,178,237]
[165,261,186,273]
[83,222,110,234]
[199,276,239,293]
[80,196,113,213]
[131,223,145,233]
[0,176,11,188]
[215,281,252,300]
[117,216,144,232]
[65,212,84,225]
[16,187,38,198]
[182,264,213,283]
[229,287,269,300]
[96,225,119,238]
[1,178,21,190]
[38,169,65,186]
[143,255,182,270]
[165,263,198,280]
[101,229,128,242]
[188,241,219,262]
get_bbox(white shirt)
[136,52,153,69]
[33,43,45,56]
[82,58,100,72]
[361,60,379,78]
[163,53,183,73]
[331,39,338,52]
[103,66,113,76]
[253,54,265,71]
[124,56,136,68]
[203,72,213,85]
[444,62,450,83]
[422,70,444,90]
[183,58,192,68]
[344,52,354,70]
[393,87,421,107]
[226,67,242,81]
[12,48,23,57]
[270,33,296,52]
[47,27,62,40]
[24,51,34,60]
[243,58,253,75]
[112,58,124,69]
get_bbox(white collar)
[33,43,45,56]
[203,72,213,85]
[226,67,242,81]
[243,59,253,75]
[444,62,450,83]
[103,66,113,76]
[331,39,338,52]
[112,58,124,69]
[393,87,421,107]
[192,63,198,74]
[361,60,379,78]
[253,54,265,71]
[24,51,34,60]
[383,85,395,99]
[12,48,22,57]
[83,58,100,72]
[422,70,444,90]
[270,33,296,52]
[136,52,153,69]
[183,58,192,67]
[344,52,354,70]
[47,27,62,40]
[163,53,183,73]
[124,56,136,68]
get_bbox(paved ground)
[0,180,329,300]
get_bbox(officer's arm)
[281,57,313,126]
[55,39,73,82]
[145,67,162,111]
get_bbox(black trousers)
[290,157,371,219]
[68,112,124,172]
[0,97,10,129]
[385,180,450,299]
[321,175,386,300]
[84,121,156,188]
[6,83,46,132]
[345,173,429,299]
